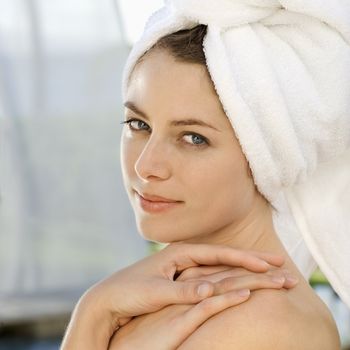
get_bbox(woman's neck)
[174,194,306,282]
[177,195,283,253]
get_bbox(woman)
[62,0,350,348]
[61,31,301,349]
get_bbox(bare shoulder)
[177,288,340,350]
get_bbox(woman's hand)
[60,242,287,350]
[108,266,297,350]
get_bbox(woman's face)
[121,49,258,243]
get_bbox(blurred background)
[0,0,349,349]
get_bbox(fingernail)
[286,275,299,284]
[272,276,285,284]
[238,289,250,297]
[197,283,211,298]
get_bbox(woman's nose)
[134,138,172,182]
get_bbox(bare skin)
[61,243,296,350]
[111,48,340,349]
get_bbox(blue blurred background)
[0,0,349,348]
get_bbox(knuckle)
[218,277,237,291]
[247,274,267,285]
[197,298,214,313]
[167,314,183,331]
[176,283,196,301]
[254,273,267,280]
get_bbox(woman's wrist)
[61,288,117,350]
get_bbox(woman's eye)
[124,119,151,132]
[182,133,208,146]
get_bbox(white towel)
[122,0,350,307]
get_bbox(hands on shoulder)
[108,267,298,349]
[60,243,299,350]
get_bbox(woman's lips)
[135,191,183,213]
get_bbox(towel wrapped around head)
[122,0,350,307]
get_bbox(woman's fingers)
[177,267,298,292]
[176,265,264,282]
[166,243,285,275]
[176,264,298,287]
[172,289,250,342]
[214,272,298,295]
[175,265,234,281]
[152,278,215,306]
[213,267,285,283]
[212,273,289,295]
[161,267,298,306]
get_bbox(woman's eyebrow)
[124,100,220,131]
[170,119,220,131]
[124,101,149,120]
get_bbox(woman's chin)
[138,230,174,244]
[137,223,188,244]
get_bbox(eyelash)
[121,119,151,132]
[121,118,209,148]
